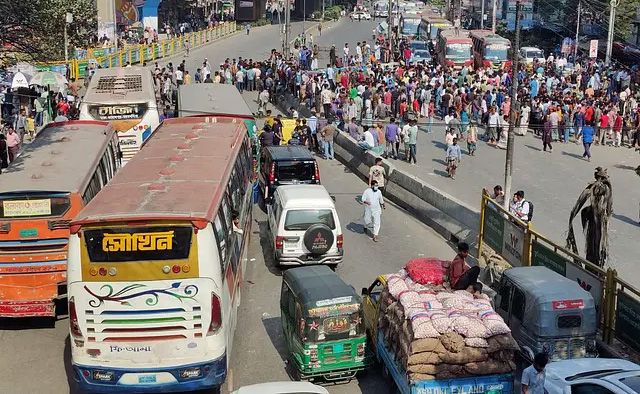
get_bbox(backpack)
[525,200,534,222]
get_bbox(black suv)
[258,146,320,201]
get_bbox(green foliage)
[324,6,343,21]
[612,0,640,40]
[429,0,445,8]
[0,0,97,62]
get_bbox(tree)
[566,167,613,268]
[0,0,97,63]
[612,0,640,41]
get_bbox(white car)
[519,46,545,64]
[352,11,372,20]
[232,381,329,394]
[267,185,343,267]
[545,358,640,394]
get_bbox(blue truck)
[362,275,515,394]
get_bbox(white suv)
[267,185,343,267]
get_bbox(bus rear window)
[83,226,193,262]
[0,195,71,219]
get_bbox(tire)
[303,224,334,255]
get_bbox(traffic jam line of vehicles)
[1,75,640,394]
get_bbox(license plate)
[138,375,157,384]
[285,241,297,248]
[333,343,344,353]
[19,229,38,238]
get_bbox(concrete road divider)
[332,131,481,248]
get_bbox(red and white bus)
[470,30,512,71]
[437,29,474,70]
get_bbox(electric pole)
[303,0,306,33]
[574,0,581,59]
[491,0,497,33]
[605,0,619,66]
[481,0,485,29]
[285,0,291,58]
[503,1,521,210]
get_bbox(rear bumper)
[276,251,343,266]
[0,299,56,317]
[72,353,227,393]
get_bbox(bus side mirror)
[361,287,368,296]
[330,195,336,202]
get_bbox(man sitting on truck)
[449,242,480,290]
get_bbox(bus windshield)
[446,43,472,59]
[0,194,71,219]
[402,19,421,35]
[485,44,510,60]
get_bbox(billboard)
[505,0,534,31]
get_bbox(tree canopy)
[0,0,97,63]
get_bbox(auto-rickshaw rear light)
[208,293,222,335]
[314,161,320,181]
[269,162,275,183]
[337,234,343,249]
[276,236,284,250]
[69,297,82,338]
[357,342,365,356]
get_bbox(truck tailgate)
[376,331,514,394]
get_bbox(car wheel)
[303,224,334,255]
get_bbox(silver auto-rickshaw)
[495,266,597,363]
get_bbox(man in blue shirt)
[307,111,318,151]
[384,118,400,159]
[580,120,595,162]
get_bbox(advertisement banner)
[482,203,525,267]
[483,205,504,255]
[3,199,51,217]
[502,220,525,267]
[589,40,598,58]
[615,292,640,353]
[532,240,603,309]
[131,48,140,63]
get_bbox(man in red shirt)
[584,105,594,123]
[449,242,480,290]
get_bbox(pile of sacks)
[379,267,519,382]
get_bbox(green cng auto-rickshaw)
[280,266,372,382]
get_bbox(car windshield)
[526,50,543,59]
[401,19,420,35]
[277,161,314,181]
[284,209,335,231]
[446,43,472,59]
[621,375,640,393]
[485,44,509,60]
[410,42,427,50]
[414,50,430,59]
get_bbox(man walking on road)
[369,157,386,192]
[521,353,548,394]
[362,180,385,242]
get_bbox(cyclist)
[445,137,462,179]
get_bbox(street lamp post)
[503,1,522,209]
[64,12,73,62]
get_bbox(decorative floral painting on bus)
[84,282,198,307]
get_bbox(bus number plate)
[19,229,38,238]
[138,375,157,384]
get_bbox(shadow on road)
[431,140,447,149]
[612,213,639,227]
[0,316,56,330]
[346,221,365,234]
[524,144,541,151]
[261,316,294,379]
[64,335,82,394]
[432,158,447,166]
[561,151,584,160]
[256,219,283,277]
[433,169,449,178]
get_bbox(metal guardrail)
[478,190,640,353]
[36,22,237,79]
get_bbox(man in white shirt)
[175,69,183,86]
[487,107,499,143]
[509,190,530,223]
[326,65,335,90]
[235,69,245,93]
[343,43,349,64]
[358,127,375,150]
[362,181,385,242]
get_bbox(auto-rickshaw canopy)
[502,267,596,337]
[283,265,361,317]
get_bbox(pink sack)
[405,258,447,285]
